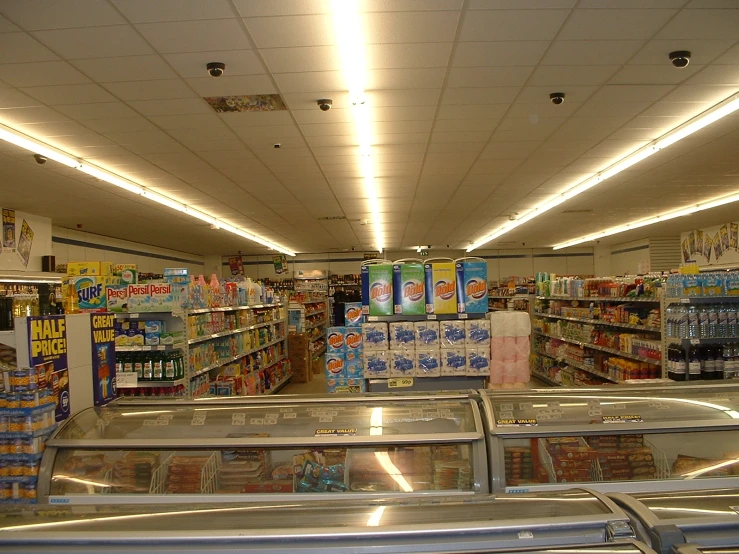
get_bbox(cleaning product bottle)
[209,274,221,308]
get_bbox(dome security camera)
[669,51,691,68]
[549,92,565,105]
[34,154,47,164]
[206,62,225,77]
[317,99,333,111]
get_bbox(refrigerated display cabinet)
[37,392,487,504]
[610,488,739,554]
[481,385,739,494]
[0,490,655,554]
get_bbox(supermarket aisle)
[280,356,327,395]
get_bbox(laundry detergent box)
[67,261,114,276]
[361,265,370,315]
[466,348,491,377]
[393,263,425,315]
[72,275,120,312]
[416,348,441,378]
[390,349,416,378]
[105,284,128,313]
[362,322,388,351]
[365,263,393,316]
[325,352,346,378]
[389,321,415,349]
[326,326,346,354]
[414,321,440,347]
[345,357,364,378]
[424,262,457,314]
[456,259,488,313]
[363,350,389,378]
[126,282,179,312]
[465,319,491,347]
[440,320,466,348]
[441,348,467,376]
[344,327,363,361]
[344,302,363,326]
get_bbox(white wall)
[52,227,205,275]
[227,247,595,282]
[610,239,651,276]
[0,210,52,272]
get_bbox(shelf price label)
[315,428,356,437]
[602,415,643,423]
[117,372,138,388]
[496,418,538,427]
[388,378,414,389]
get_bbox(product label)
[496,418,538,427]
[388,377,414,388]
[315,428,356,437]
[602,415,643,423]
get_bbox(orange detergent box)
[424,262,457,314]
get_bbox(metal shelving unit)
[533,330,661,366]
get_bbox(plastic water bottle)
[723,345,733,379]
[688,305,699,338]
[677,306,689,339]
[718,304,729,338]
[665,305,674,338]
[708,304,719,338]
[699,305,710,338]
[730,305,739,338]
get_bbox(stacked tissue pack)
[362,319,491,379]
[489,311,531,385]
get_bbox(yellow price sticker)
[388,378,414,388]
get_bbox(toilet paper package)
[414,320,440,347]
[363,350,389,378]
[362,322,388,351]
[415,348,441,378]
[440,320,466,348]
[466,348,491,377]
[389,321,415,349]
[441,348,467,376]
[390,349,416,378]
[465,319,491,347]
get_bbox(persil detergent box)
[424,262,457,314]
[440,320,466,348]
[126,282,179,312]
[455,259,488,313]
[344,302,363,326]
[414,321,440,347]
[367,264,394,316]
[389,321,415,349]
[326,326,346,354]
[466,348,491,377]
[390,350,416,378]
[344,327,363,361]
[416,348,441,378]
[441,348,467,376]
[363,350,389,378]
[465,319,491,347]
[105,284,128,313]
[325,352,346,378]
[362,322,388,350]
[393,263,425,315]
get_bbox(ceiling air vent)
[317,216,347,221]
[204,94,287,113]
[562,209,594,214]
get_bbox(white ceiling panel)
[186,74,276,96]
[55,102,140,120]
[0,15,20,32]
[608,64,702,85]
[261,46,341,74]
[366,68,446,90]
[367,43,453,69]
[244,15,335,48]
[529,65,621,86]
[33,26,154,59]
[136,19,251,54]
[452,41,549,67]
[20,84,117,106]
[113,0,236,23]
[272,71,344,94]
[541,40,646,66]
[459,9,570,42]
[0,89,43,108]
[657,8,739,39]
[0,61,88,87]
[2,0,125,29]
[126,98,213,117]
[99,79,196,101]
[0,32,58,63]
[0,106,71,125]
[559,9,677,40]
[434,118,500,132]
[367,89,441,107]
[442,87,521,105]
[164,50,263,79]
[446,67,534,88]
[364,11,460,44]
[687,65,739,85]
[70,56,179,83]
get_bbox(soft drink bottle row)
[667,343,739,381]
[665,304,739,339]
[116,350,186,381]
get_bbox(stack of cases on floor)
[325,325,366,393]
[361,319,491,380]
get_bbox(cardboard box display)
[67,261,114,276]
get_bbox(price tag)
[319,416,333,423]
[265,419,277,425]
[690,339,700,345]
[519,403,533,411]
[459,313,468,319]
[409,409,423,417]
[143,420,158,426]
[158,415,173,420]
[547,401,560,408]
[326,411,338,417]
[368,316,378,322]
[425,411,440,418]
[612,403,626,410]
[388,378,414,388]
[280,408,294,413]
[500,403,514,411]
[587,399,600,407]
[129,313,140,318]
[428,314,437,320]
[439,409,451,415]
[117,372,138,388]
[283,412,297,419]
[680,298,690,304]
[232,414,246,424]
[156,420,169,426]
[142,346,152,351]
[499,411,514,419]
[588,409,603,416]
[191,419,205,426]
[603,415,643,423]
[250,418,264,425]
[518,531,534,540]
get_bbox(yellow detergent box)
[424,262,457,314]
[67,261,114,276]
[71,276,121,312]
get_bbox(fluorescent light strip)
[552,191,739,249]
[468,92,739,252]
[332,0,384,253]
[0,124,296,256]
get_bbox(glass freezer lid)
[0,491,618,534]
[623,489,739,522]
[52,399,480,442]
[485,387,739,430]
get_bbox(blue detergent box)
[455,260,488,313]
[325,352,346,378]
[326,326,346,354]
[345,358,364,378]
[344,327,363,361]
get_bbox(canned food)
[5,393,20,409]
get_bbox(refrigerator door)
[0,490,653,554]
[40,394,488,504]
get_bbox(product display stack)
[489,311,531,389]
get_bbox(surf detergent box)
[326,326,346,354]
[393,263,425,315]
[344,302,363,326]
[425,262,457,314]
[72,275,120,312]
[456,260,488,313]
[344,327,363,361]
[366,264,393,316]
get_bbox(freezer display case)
[0,490,655,554]
[481,385,739,494]
[610,488,739,554]
[37,393,487,504]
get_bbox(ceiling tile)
[446,66,534,88]
[608,64,701,85]
[468,0,576,7]
[0,89,43,109]
[21,84,117,106]
[71,56,179,83]
[366,43,453,69]
[714,43,739,64]
[221,110,296,127]
[656,8,739,39]
[82,117,159,134]
[588,84,674,103]
[1,0,126,30]
[437,104,509,119]
[366,68,446,90]
[529,65,621,86]
[101,79,196,101]
[459,9,570,41]
[367,89,441,106]
[452,41,549,67]
[136,19,251,53]
[0,106,71,125]
[148,113,228,131]
[126,98,212,117]
[442,87,521,104]
[0,15,20,33]
[630,39,734,65]
[272,71,345,93]
[164,50,263,79]
[186,74,276,96]
[542,40,646,66]
[244,15,335,48]
[0,32,58,63]
[112,0,236,22]
[33,26,154,59]
[0,61,89,87]
[434,118,500,132]
[686,64,739,85]
[364,11,460,43]
[559,9,677,40]
[54,101,140,120]
[261,46,341,73]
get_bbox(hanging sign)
[28,315,70,422]
[90,313,116,406]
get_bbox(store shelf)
[310,334,325,343]
[265,373,292,395]
[301,300,327,305]
[125,377,188,388]
[305,319,327,330]
[312,345,327,357]
[666,296,739,305]
[531,370,561,387]
[670,337,739,347]
[185,303,283,315]
[190,337,286,378]
[187,318,285,345]
[488,294,530,299]
[366,312,486,322]
[533,349,619,383]
[533,312,660,333]
[538,295,660,303]
[533,330,661,365]
[116,344,185,352]
[0,330,15,348]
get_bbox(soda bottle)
[702,346,715,380]
[723,344,733,379]
[715,345,726,379]
[688,345,701,381]
[729,304,739,338]
[164,353,176,380]
[670,345,686,381]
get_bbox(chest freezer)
[37,392,488,504]
[480,384,739,494]
[0,489,655,554]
